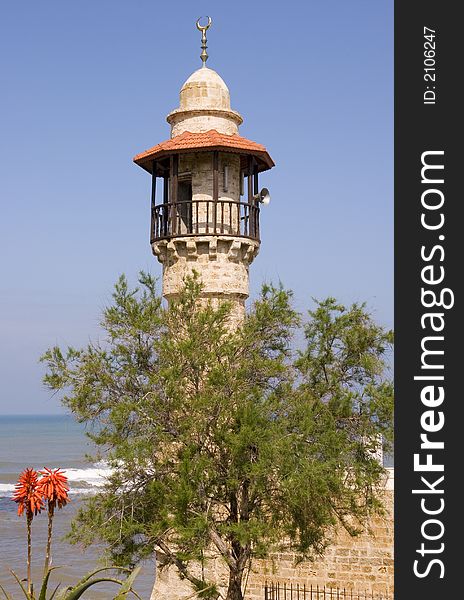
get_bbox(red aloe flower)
[37,467,70,509]
[12,468,43,593]
[12,468,44,517]
[38,467,70,576]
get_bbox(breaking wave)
[0,462,113,498]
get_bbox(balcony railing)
[151,199,260,243]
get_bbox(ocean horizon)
[0,414,106,494]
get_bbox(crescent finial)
[196,16,212,32]
[196,16,212,67]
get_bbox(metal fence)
[264,583,391,600]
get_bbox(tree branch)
[155,539,213,593]
[209,528,237,570]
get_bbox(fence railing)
[264,583,391,600]
[151,199,260,243]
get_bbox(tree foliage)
[41,274,393,600]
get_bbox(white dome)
[167,67,243,136]
[179,67,231,111]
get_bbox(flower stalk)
[37,467,70,577]
[11,468,44,594]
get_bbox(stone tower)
[133,19,274,321]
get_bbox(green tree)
[41,274,393,600]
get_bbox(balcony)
[151,199,260,243]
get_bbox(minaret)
[133,18,274,322]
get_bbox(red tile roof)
[133,130,274,174]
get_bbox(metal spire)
[196,16,212,67]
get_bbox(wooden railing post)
[212,151,219,233]
[247,155,253,236]
[162,174,169,236]
[151,161,157,243]
[170,154,178,235]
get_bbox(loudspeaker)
[254,188,271,205]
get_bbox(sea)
[0,415,155,599]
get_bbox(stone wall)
[152,235,259,311]
[245,483,394,599]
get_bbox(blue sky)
[0,1,393,414]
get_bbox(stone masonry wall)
[245,486,394,599]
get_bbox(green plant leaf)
[66,567,130,590]
[0,584,13,600]
[48,583,62,600]
[9,571,32,599]
[62,578,123,600]
[38,567,62,600]
[53,568,130,600]
[112,567,141,599]
[53,587,73,600]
